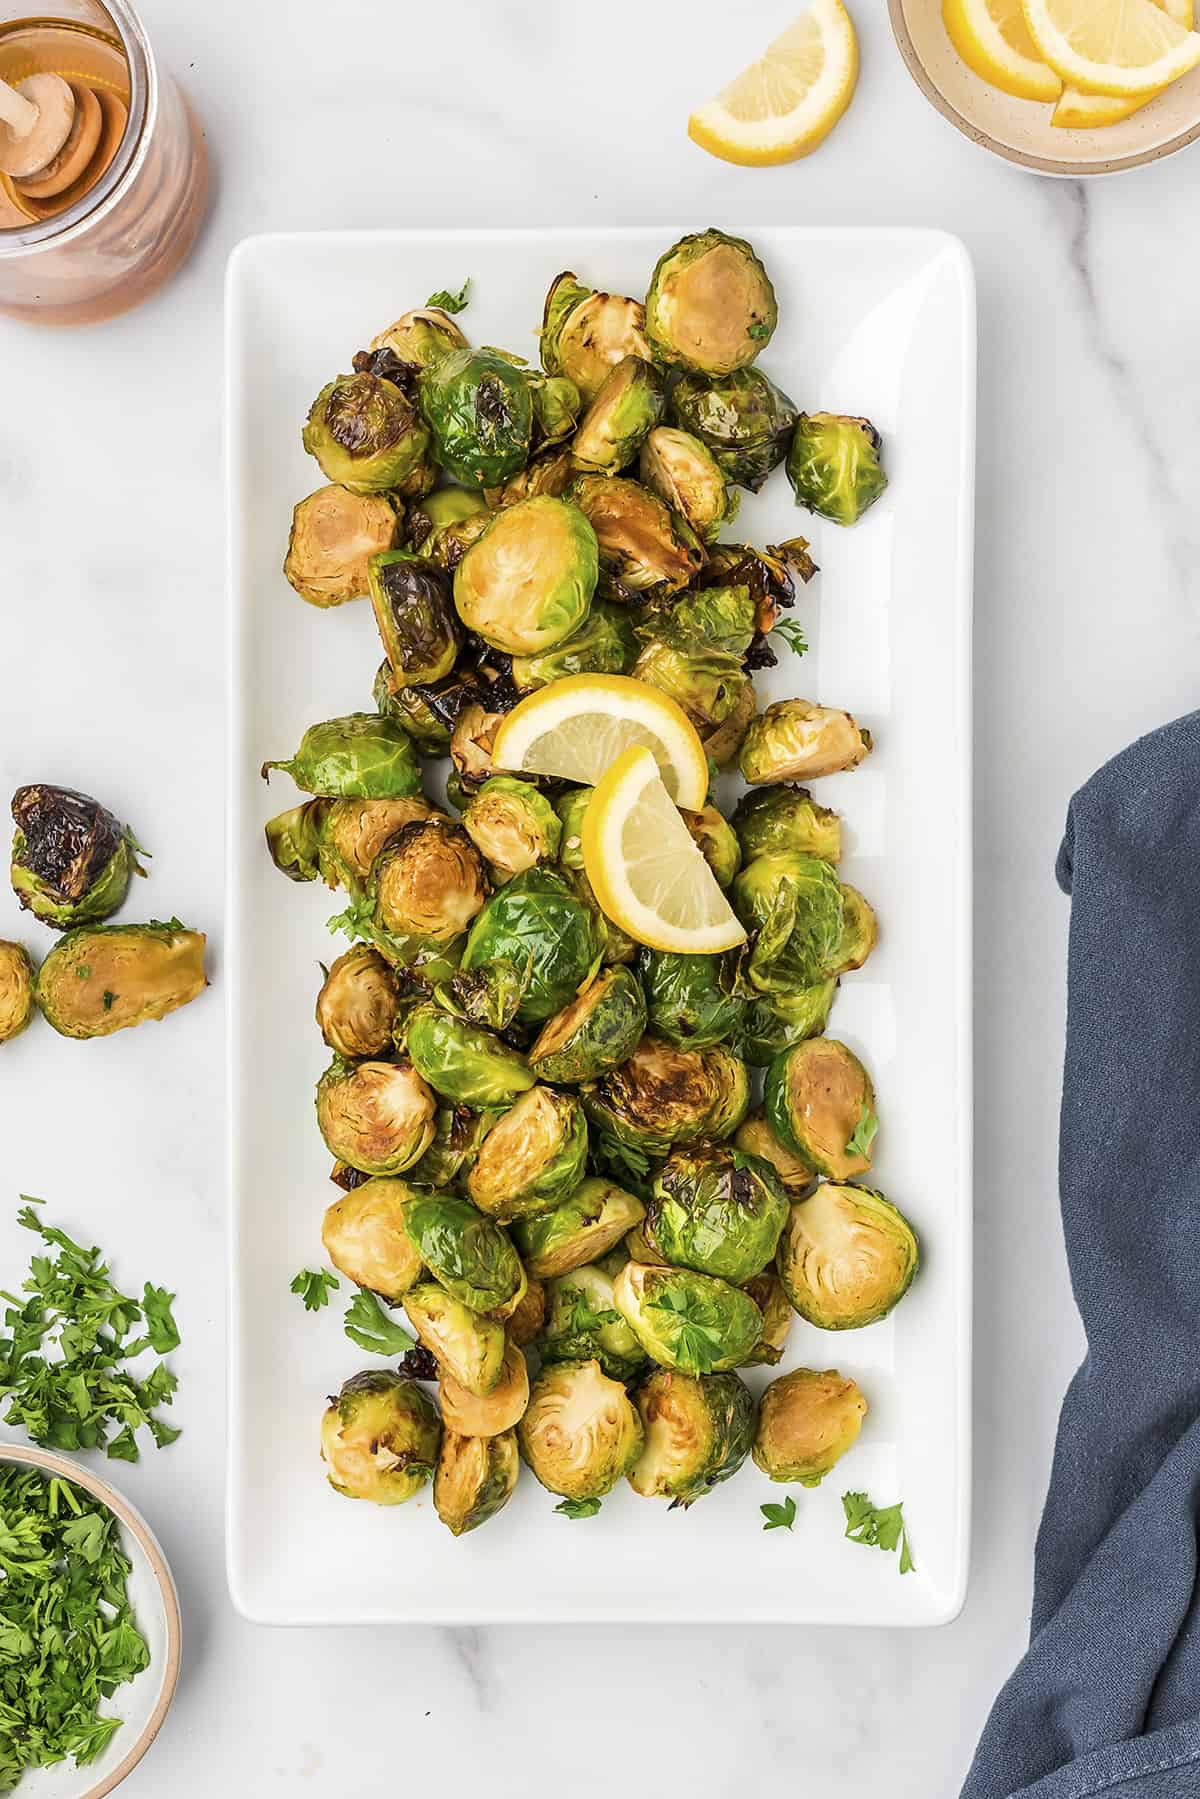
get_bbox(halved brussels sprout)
[638,427,736,544]
[454,496,598,656]
[571,356,665,476]
[765,1038,876,1181]
[787,414,888,527]
[739,1270,794,1367]
[371,305,469,370]
[539,1264,648,1380]
[11,784,145,930]
[639,950,744,1049]
[567,474,705,599]
[752,1367,867,1485]
[554,789,591,871]
[528,966,647,1084]
[373,819,488,952]
[734,1111,817,1193]
[405,1003,534,1108]
[262,714,421,799]
[732,851,845,993]
[467,1086,588,1221]
[403,1281,507,1395]
[440,1344,530,1437]
[681,805,741,888]
[420,508,495,573]
[518,1359,643,1501]
[732,785,841,864]
[532,373,582,448]
[510,602,636,693]
[496,1276,547,1347]
[284,485,401,608]
[738,700,872,786]
[462,777,562,883]
[735,982,839,1068]
[645,229,777,375]
[485,446,576,508]
[832,883,877,975]
[419,347,534,486]
[434,1428,520,1536]
[611,1262,762,1375]
[407,486,489,549]
[265,798,332,884]
[368,551,461,686]
[448,701,507,796]
[303,370,430,494]
[512,1176,645,1280]
[321,1176,423,1301]
[0,941,36,1044]
[316,1056,437,1175]
[321,1371,440,1505]
[460,867,604,1025]
[402,1193,525,1314]
[702,679,758,771]
[321,796,434,892]
[669,368,797,493]
[36,922,206,1040]
[628,1368,756,1504]
[409,1103,498,1190]
[582,1037,749,1155]
[632,639,752,743]
[777,1184,919,1330]
[624,1221,668,1266]
[647,1144,789,1285]
[316,945,399,1059]
[540,272,654,404]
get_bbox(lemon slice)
[1022,0,1200,95]
[1053,0,1192,124]
[942,0,1062,101]
[687,0,859,167]
[490,674,709,811]
[583,748,747,954]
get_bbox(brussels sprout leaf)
[845,1104,879,1160]
[760,1496,796,1532]
[344,1289,416,1356]
[842,1490,914,1574]
[426,279,471,314]
[555,1497,601,1520]
[291,1268,340,1313]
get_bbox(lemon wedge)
[582,748,747,954]
[1052,0,1192,124]
[687,0,859,167]
[1022,0,1200,95]
[942,0,1063,101]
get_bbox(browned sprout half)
[315,945,400,1058]
[36,923,206,1040]
[321,1371,440,1505]
[403,1282,507,1395]
[0,941,36,1043]
[567,474,705,599]
[496,1276,547,1348]
[570,356,666,476]
[739,699,872,785]
[321,795,434,890]
[370,305,469,370]
[644,229,777,375]
[739,1271,794,1367]
[450,702,506,793]
[374,820,488,943]
[734,1111,815,1193]
[638,426,736,544]
[315,1056,438,1176]
[764,1037,876,1182]
[434,1428,520,1536]
[540,271,655,403]
[702,680,758,771]
[752,1367,867,1486]
[832,883,878,975]
[321,1177,424,1301]
[283,485,400,608]
[439,1343,530,1437]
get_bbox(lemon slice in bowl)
[942,0,1063,101]
[1052,0,1192,124]
[687,0,859,167]
[490,674,709,811]
[1022,0,1200,95]
[582,747,747,954]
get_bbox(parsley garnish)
[842,1490,915,1573]
[555,1497,601,1520]
[343,1289,415,1356]
[845,1102,879,1160]
[102,990,115,1012]
[646,1288,724,1375]
[772,617,809,655]
[426,278,471,314]
[748,320,770,341]
[290,1268,339,1313]
[760,1495,797,1532]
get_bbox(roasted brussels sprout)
[368,551,461,686]
[462,777,562,883]
[408,1103,497,1190]
[582,1037,749,1155]
[321,1176,423,1301]
[787,413,888,526]
[316,1055,437,1175]
[629,1368,756,1504]
[738,700,872,786]
[321,1371,440,1505]
[638,427,736,543]
[434,1428,520,1536]
[512,1176,645,1279]
[637,580,757,659]
[440,1344,530,1437]
[36,921,206,1040]
[765,1037,876,1181]
[372,819,488,959]
[669,367,797,493]
[647,1144,789,1284]
[371,305,468,370]
[485,446,576,508]
[702,679,758,771]
[375,667,453,754]
[540,272,654,404]
[262,714,421,799]
[420,508,495,573]
[732,785,841,864]
[419,347,535,486]
[315,946,399,1059]
[321,795,434,891]
[402,1193,525,1313]
[681,805,741,888]
[571,355,665,476]
[539,1264,648,1380]
[528,966,647,1084]
[303,370,430,494]
[554,788,591,871]
[11,784,145,930]
[735,1111,818,1192]
[739,1270,794,1367]
[777,1184,919,1330]
[454,496,598,656]
[753,1367,867,1486]
[645,229,777,376]
[403,1281,506,1395]
[735,982,838,1068]
[632,639,752,745]
[518,1359,643,1501]
[639,951,744,1049]
[612,1262,762,1375]
[284,485,401,608]
[407,485,489,548]
[448,701,507,795]
[832,883,877,975]
[567,474,704,598]
[0,941,36,1044]
[532,373,582,448]
[264,799,332,884]
[732,852,845,993]
[510,602,636,693]
[460,867,604,1026]
[405,1004,533,1107]
[467,1086,588,1221]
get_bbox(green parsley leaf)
[748,320,770,341]
[555,1497,601,1520]
[772,617,809,655]
[845,1103,879,1161]
[343,1289,415,1357]
[841,1490,915,1574]
[760,1495,797,1532]
[425,278,471,314]
[290,1268,340,1313]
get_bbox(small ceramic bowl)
[889,0,1200,175]
[0,1443,181,1799]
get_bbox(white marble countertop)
[2,0,1197,1790]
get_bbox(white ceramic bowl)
[0,1444,181,1799]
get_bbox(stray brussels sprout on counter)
[263,713,421,799]
[669,367,797,493]
[628,1368,756,1504]
[539,1264,647,1380]
[370,305,469,370]
[419,347,535,486]
[518,1360,643,1501]
[283,486,400,608]
[739,1271,794,1367]
[612,1262,763,1375]
[582,1037,749,1155]
[513,1176,645,1279]
[460,866,604,1026]
[435,1429,520,1536]
[11,785,146,931]
[645,229,776,376]
[647,1144,789,1285]
[321,1177,423,1302]
[732,852,846,993]
[369,819,488,964]
[316,1056,437,1176]
[321,1370,440,1505]
[462,777,561,883]
[765,1038,877,1182]
[303,369,430,494]
[732,785,841,864]
[368,551,461,687]
[467,1086,588,1221]
[639,950,743,1049]
[0,941,36,1043]
[739,699,872,786]
[406,1004,533,1108]
[639,427,736,543]
[735,1112,818,1193]
[735,982,839,1068]
[36,921,206,1040]
[787,414,888,527]
[264,798,332,884]
[454,496,598,657]
[540,271,654,404]
[402,1193,525,1314]
[528,965,647,1084]
[440,1343,530,1438]
[571,355,665,476]
[567,474,705,599]
[511,602,636,694]
[403,1282,507,1395]
[752,1367,867,1486]
[777,1184,919,1331]
[316,946,400,1059]
[832,883,877,975]
[681,805,742,888]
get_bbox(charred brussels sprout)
[407,485,489,548]
[467,1086,588,1221]
[36,922,206,1040]
[405,1004,534,1107]
[753,1367,867,1486]
[582,1037,748,1156]
[567,474,704,598]
[539,1264,648,1380]
[739,1270,794,1367]
[462,778,561,883]
[439,1344,530,1438]
[264,799,332,884]
[832,883,877,975]
[419,347,535,486]
[0,942,36,1043]
[11,785,145,930]
[629,1368,756,1504]
[322,795,434,893]
[632,640,752,746]
[512,1176,645,1280]
[733,785,841,864]
[368,551,461,686]
[403,1281,506,1395]
[777,1184,919,1330]
[638,427,736,544]
[372,819,488,955]
[645,229,777,376]
[511,602,636,693]
[303,370,430,494]
[449,702,507,796]
[454,497,598,656]
[371,305,469,370]
[540,272,654,404]
[735,982,838,1067]
[765,1037,876,1181]
[321,1371,440,1505]
[732,852,845,993]
[735,1111,818,1192]
[409,1104,497,1190]
[528,966,647,1084]
[485,446,575,508]
[460,867,604,1026]
[284,486,400,608]
[787,414,888,526]
[316,945,400,1058]
[738,700,872,786]
[401,1193,525,1314]
[518,1359,643,1501]
[647,1145,788,1284]
[571,356,665,476]
[681,805,742,888]
[316,1056,437,1175]
[612,1262,763,1375]
[669,367,797,493]
[639,951,743,1049]
[321,1177,423,1301]
[532,373,581,448]
[421,508,494,573]
[435,1429,520,1536]
[375,667,453,754]
[262,714,421,799]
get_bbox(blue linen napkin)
[961,710,1200,1799]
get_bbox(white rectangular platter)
[226,226,974,1626]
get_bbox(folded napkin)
[962,710,1200,1799]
